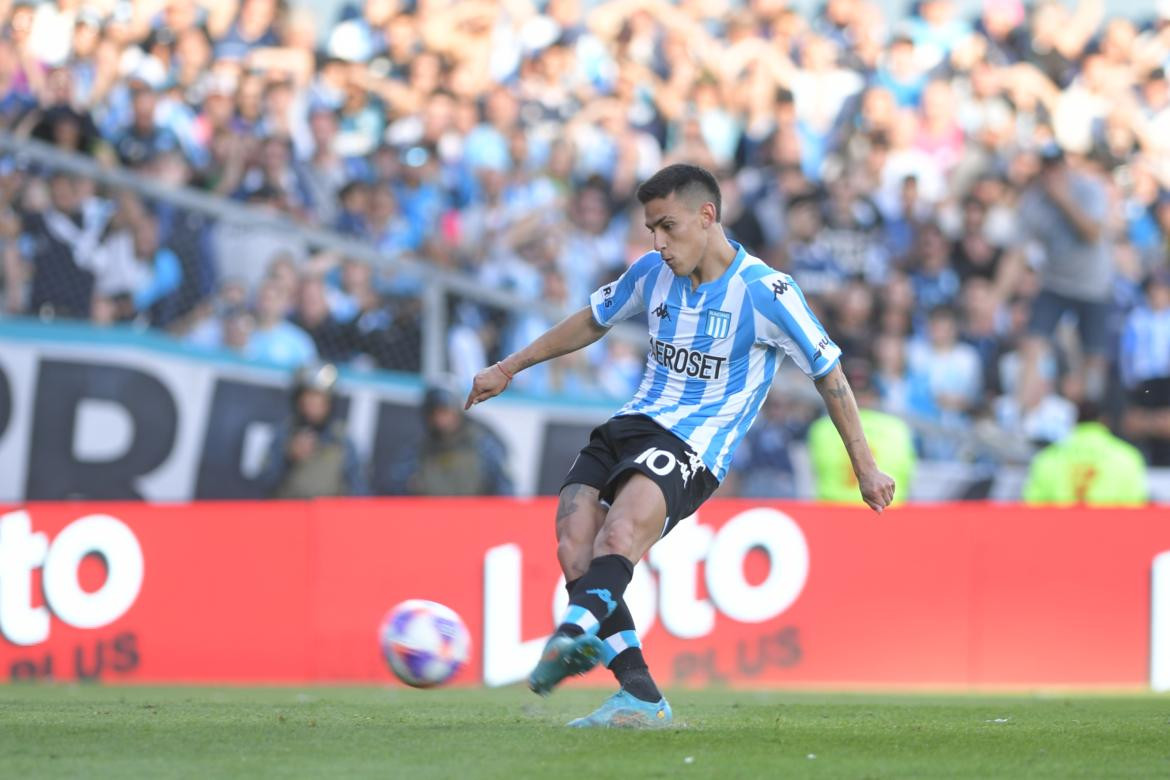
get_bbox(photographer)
[380,386,513,497]
[258,363,367,498]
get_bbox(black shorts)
[561,414,720,537]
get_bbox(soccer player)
[465,164,895,727]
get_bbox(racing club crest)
[704,309,731,339]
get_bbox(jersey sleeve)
[589,252,659,328]
[749,272,841,379]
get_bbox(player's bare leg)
[565,473,671,727]
[529,484,609,695]
[533,474,673,725]
[555,484,606,582]
[591,473,668,562]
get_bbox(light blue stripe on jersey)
[749,279,825,374]
[628,272,683,412]
[788,275,839,379]
[591,253,659,327]
[671,284,758,454]
[789,276,832,344]
[675,290,770,476]
[647,283,732,416]
[711,348,778,476]
[631,244,745,416]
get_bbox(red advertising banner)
[0,500,1167,688]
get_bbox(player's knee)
[556,538,591,580]
[593,516,639,559]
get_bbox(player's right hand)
[858,467,896,514]
[464,363,511,409]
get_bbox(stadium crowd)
[1,0,1170,486]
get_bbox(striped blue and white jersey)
[589,240,840,481]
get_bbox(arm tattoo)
[825,378,850,401]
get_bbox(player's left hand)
[857,467,895,514]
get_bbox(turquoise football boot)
[567,689,673,728]
[528,633,605,696]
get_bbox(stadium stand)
[1,0,1169,496]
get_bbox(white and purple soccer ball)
[379,599,471,688]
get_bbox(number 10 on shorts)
[635,446,697,488]
[634,447,678,476]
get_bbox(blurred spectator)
[959,278,1006,397]
[19,172,112,320]
[291,273,357,363]
[210,185,307,293]
[114,64,180,167]
[363,184,417,260]
[993,368,1076,447]
[1120,270,1170,466]
[829,279,876,363]
[908,223,961,313]
[882,174,929,264]
[782,190,842,302]
[808,361,916,504]
[820,174,888,283]
[91,199,182,324]
[259,363,366,498]
[382,386,513,496]
[950,194,1024,299]
[907,0,973,71]
[875,34,928,109]
[557,180,626,304]
[908,305,983,456]
[1024,402,1147,506]
[873,332,936,421]
[220,304,256,354]
[1017,145,1112,406]
[245,277,317,367]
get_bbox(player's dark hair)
[636,164,722,221]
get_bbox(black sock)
[611,648,662,702]
[594,597,662,702]
[558,554,634,636]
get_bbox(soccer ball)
[379,599,470,688]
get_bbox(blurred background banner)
[0,319,611,500]
[2,500,1166,689]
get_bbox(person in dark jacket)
[384,386,513,496]
[258,363,367,498]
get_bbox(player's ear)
[700,201,716,228]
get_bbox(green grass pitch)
[1,685,1167,778]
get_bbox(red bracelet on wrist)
[495,362,513,381]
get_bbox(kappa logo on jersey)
[704,309,731,339]
[653,301,671,320]
[649,337,727,380]
[772,280,790,299]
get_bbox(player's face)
[644,194,711,278]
